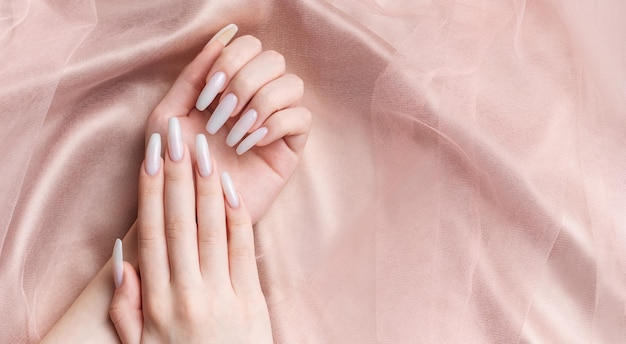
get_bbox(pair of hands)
[108,25,310,343]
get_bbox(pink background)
[1,0,625,342]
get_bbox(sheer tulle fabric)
[1,0,625,342]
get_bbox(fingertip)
[206,23,238,47]
[221,171,240,208]
[110,261,143,344]
[110,262,138,310]
[113,239,123,288]
[113,262,141,300]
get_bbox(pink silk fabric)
[2,0,626,342]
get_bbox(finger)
[164,118,201,284]
[221,172,262,295]
[207,50,286,132]
[151,41,225,122]
[225,74,303,148]
[197,35,263,112]
[137,133,169,289]
[109,262,143,344]
[236,106,312,156]
[195,135,230,285]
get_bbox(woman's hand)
[145,24,311,223]
[108,122,273,343]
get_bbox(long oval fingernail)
[206,23,238,47]
[113,238,123,288]
[168,117,184,162]
[206,93,237,134]
[145,133,161,176]
[196,71,226,111]
[236,127,268,155]
[221,171,239,208]
[226,109,257,147]
[195,134,212,177]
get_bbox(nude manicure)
[196,71,226,111]
[236,127,268,155]
[206,23,238,47]
[145,133,161,176]
[226,109,258,147]
[168,117,183,162]
[206,93,237,134]
[195,134,212,177]
[221,171,239,208]
[113,238,123,288]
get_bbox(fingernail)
[206,93,237,134]
[221,171,239,208]
[145,133,161,176]
[196,71,226,111]
[195,134,212,177]
[168,117,184,162]
[236,127,268,155]
[226,109,258,147]
[113,238,123,288]
[206,23,238,47]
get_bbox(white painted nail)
[206,93,237,134]
[168,117,183,162]
[196,71,226,111]
[221,171,239,208]
[113,239,123,288]
[226,109,258,147]
[236,127,268,155]
[206,23,238,47]
[145,133,161,176]
[195,134,212,177]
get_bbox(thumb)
[109,240,143,344]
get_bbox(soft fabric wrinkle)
[2,0,626,342]
[371,0,626,342]
[0,0,31,49]
[0,0,96,285]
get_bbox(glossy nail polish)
[226,109,258,147]
[206,23,238,47]
[195,134,212,177]
[206,93,237,134]
[168,117,183,162]
[113,238,123,288]
[196,71,226,111]
[236,127,268,155]
[145,133,161,176]
[221,171,239,208]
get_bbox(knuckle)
[165,217,188,239]
[300,107,313,125]
[148,106,169,125]
[254,87,278,112]
[221,49,247,71]
[221,36,262,69]
[137,224,161,243]
[198,228,221,246]
[164,169,186,183]
[230,246,254,262]
[176,296,205,321]
[144,301,168,326]
[264,49,285,67]
[229,213,252,228]
[231,74,256,95]
[140,183,162,197]
[239,35,262,51]
[196,183,221,199]
[287,74,305,95]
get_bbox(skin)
[109,137,273,343]
[146,34,311,223]
[41,32,310,343]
